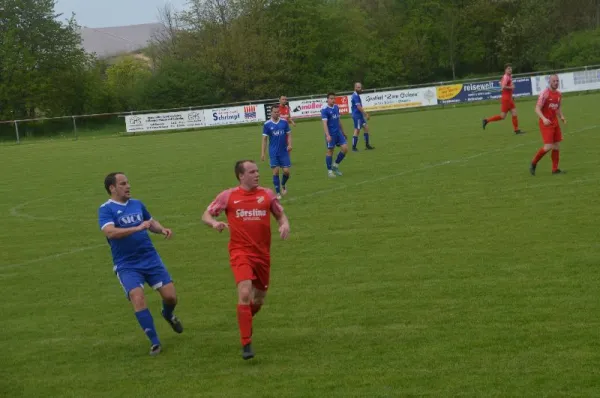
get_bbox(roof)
[79,23,164,58]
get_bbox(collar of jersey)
[109,199,129,206]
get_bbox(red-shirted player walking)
[482,64,524,135]
[530,74,567,175]
[201,160,290,360]
[279,96,295,153]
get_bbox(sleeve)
[536,89,548,108]
[141,202,152,221]
[262,123,269,137]
[321,107,328,121]
[500,75,508,86]
[207,189,231,217]
[98,205,114,230]
[265,189,284,217]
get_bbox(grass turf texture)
[1,94,599,397]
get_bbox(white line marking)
[1,244,106,270]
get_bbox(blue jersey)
[98,199,162,271]
[351,92,363,117]
[321,104,342,135]
[262,118,291,154]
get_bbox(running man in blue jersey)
[262,105,292,199]
[351,82,375,151]
[321,92,349,178]
[98,172,183,356]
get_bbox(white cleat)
[332,166,343,176]
[276,193,282,200]
[328,170,336,178]
[150,344,161,356]
[281,186,287,196]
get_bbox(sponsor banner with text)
[359,87,438,112]
[531,69,600,95]
[205,105,266,127]
[288,96,349,119]
[436,78,532,104]
[125,110,206,133]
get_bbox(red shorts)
[230,254,271,291]
[539,120,562,144]
[501,98,515,113]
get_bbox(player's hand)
[291,121,296,127]
[543,118,551,126]
[326,135,332,143]
[561,116,567,124]
[212,221,228,233]
[261,154,265,162]
[366,113,370,120]
[287,145,292,152]
[137,221,152,231]
[161,228,173,239]
[279,223,290,240]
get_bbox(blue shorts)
[115,265,172,299]
[270,152,291,168]
[353,114,367,129]
[326,132,347,149]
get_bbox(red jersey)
[207,186,283,258]
[279,104,291,121]
[536,88,562,123]
[500,73,513,100]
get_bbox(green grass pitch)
[1,94,600,397]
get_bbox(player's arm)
[338,116,346,137]
[261,134,268,161]
[535,92,550,125]
[357,104,369,119]
[201,191,229,232]
[287,107,296,126]
[500,76,513,90]
[269,194,290,240]
[98,205,150,239]
[285,123,292,150]
[149,219,173,239]
[321,111,331,142]
[557,100,566,123]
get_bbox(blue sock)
[352,135,358,148]
[326,155,333,170]
[364,133,370,145]
[335,151,346,164]
[282,173,290,187]
[273,175,281,193]
[135,308,160,346]
[162,301,175,320]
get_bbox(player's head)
[271,105,280,120]
[354,82,363,93]
[235,160,259,189]
[104,172,130,201]
[549,74,559,90]
[279,95,287,105]
[326,92,336,106]
[504,63,512,75]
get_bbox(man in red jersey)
[201,160,291,360]
[482,63,524,135]
[279,95,296,127]
[530,74,566,175]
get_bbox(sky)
[55,0,189,28]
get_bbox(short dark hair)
[234,160,255,181]
[104,172,124,195]
[271,104,279,110]
[504,63,512,69]
[327,92,336,98]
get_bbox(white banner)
[359,87,438,112]
[532,69,600,95]
[205,105,266,127]
[125,110,206,133]
[288,98,327,119]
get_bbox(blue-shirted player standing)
[351,82,375,151]
[261,105,292,199]
[98,172,183,356]
[321,92,349,178]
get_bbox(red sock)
[250,302,262,316]
[532,147,548,165]
[487,115,502,122]
[512,116,519,131]
[237,304,253,346]
[551,150,560,171]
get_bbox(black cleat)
[482,119,488,130]
[242,343,255,360]
[150,344,161,356]
[552,169,566,175]
[514,129,525,135]
[352,146,358,152]
[365,144,375,150]
[162,310,183,334]
[529,163,536,176]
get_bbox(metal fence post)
[14,121,20,144]
[72,116,78,140]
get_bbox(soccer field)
[2,94,600,397]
